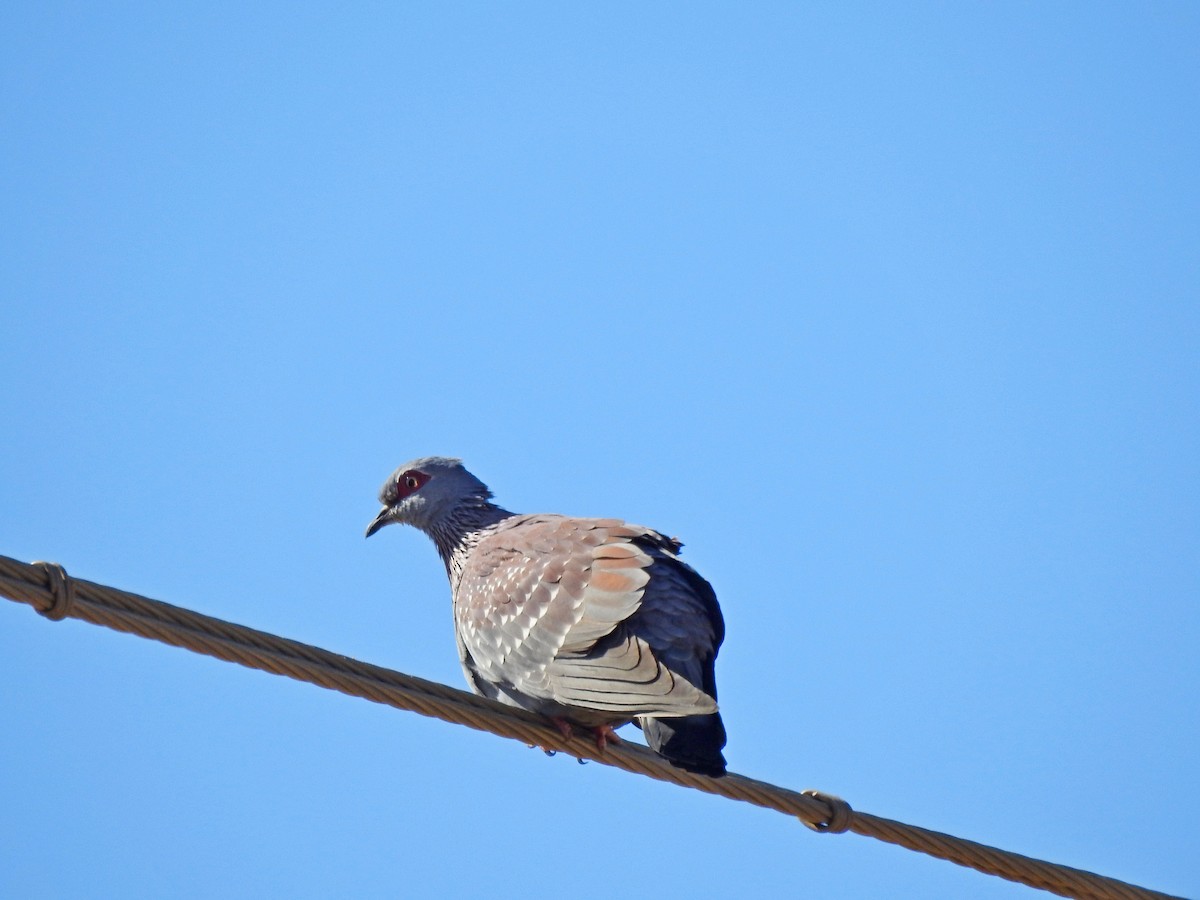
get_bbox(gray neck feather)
[427,498,514,589]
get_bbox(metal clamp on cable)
[801,789,853,834]
[33,561,76,621]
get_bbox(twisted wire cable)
[0,555,1181,900]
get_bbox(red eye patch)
[396,469,431,499]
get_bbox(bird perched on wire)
[365,456,728,777]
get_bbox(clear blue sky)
[2,4,1196,898]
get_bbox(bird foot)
[550,717,575,742]
[524,717,576,755]
[542,718,621,753]
[591,724,622,752]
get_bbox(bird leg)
[549,716,575,742]
[524,717,576,755]
[590,724,622,751]
[542,717,621,753]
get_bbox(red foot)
[549,717,575,742]
[591,724,622,751]
[545,718,622,753]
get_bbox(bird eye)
[396,469,429,499]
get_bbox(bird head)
[365,456,492,537]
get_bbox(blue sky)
[2,4,1196,898]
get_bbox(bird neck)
[428,499,514,587]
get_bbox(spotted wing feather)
[454,515,717,719]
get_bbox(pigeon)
[366,457,727,777]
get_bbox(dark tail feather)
[641,712,727,777]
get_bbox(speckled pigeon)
[365,457,727,777]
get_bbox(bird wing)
[626,547,724,699]
[454,515,716,718]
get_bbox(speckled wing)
[453,515,718,720]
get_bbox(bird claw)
[549,717,575,741]
[591,724,622,752]
[542,720,619,763]
[545,717,621,754]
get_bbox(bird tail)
[641,712,727,777]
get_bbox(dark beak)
[365,506,394,538]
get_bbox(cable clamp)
[802,789,853,833]
[33,561,76,621]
